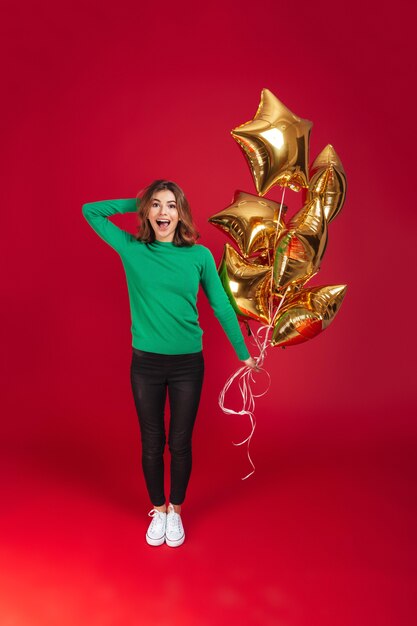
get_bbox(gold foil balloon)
[307,144,347,223]
[271,285,347,347]
[208,190,287,261]
[273,197,327,292]
[231,88,313,195]
[218,243,272,324]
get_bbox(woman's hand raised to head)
[242,356,260,371]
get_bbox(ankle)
[169,503,182,514]
[153,504,167,513]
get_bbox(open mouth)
[156,219,171,231]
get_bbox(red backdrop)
[1,1,416,624]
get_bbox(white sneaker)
[146,508,167,546]
[165,503,185,547]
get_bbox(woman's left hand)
[242,356,260,371]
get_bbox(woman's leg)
[130,350,167,507]
[166,352,205,505]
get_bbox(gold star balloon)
[271,284,347,347]
[208,190,287,262]
[273,197,328,292]
[231,88,313,195]
[307,144,347,223]
[218,243,272,324]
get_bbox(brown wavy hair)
[135,180,200,246]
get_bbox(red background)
[1,1,416,624]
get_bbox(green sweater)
[82,199,250,360]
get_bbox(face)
[147,189,180,242]
[148,189,179,242]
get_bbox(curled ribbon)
[218,289,289,480]
[218,190,289,479]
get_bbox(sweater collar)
[151,239,175,247]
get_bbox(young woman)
[82,179,257,548]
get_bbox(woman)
[82,179,257,548]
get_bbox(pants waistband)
[132,348,203,360]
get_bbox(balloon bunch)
[209,89,347,477]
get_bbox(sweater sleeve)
[82,198,138,254]
[200,247,251,361]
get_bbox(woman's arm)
[200,247,252,362]
[82,198,138,254]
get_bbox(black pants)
[130,348,205,506]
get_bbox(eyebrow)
[151,198,176,203]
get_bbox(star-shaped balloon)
[307,144,347,223]
[273,197,327,292]
[231,88,313,195]
[271,284,347,347]
[218,243,272,324]
[208,190,287,262]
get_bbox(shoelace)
[148,508,166,530]
[167,508,182,533]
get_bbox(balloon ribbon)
[218,190,289,479]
